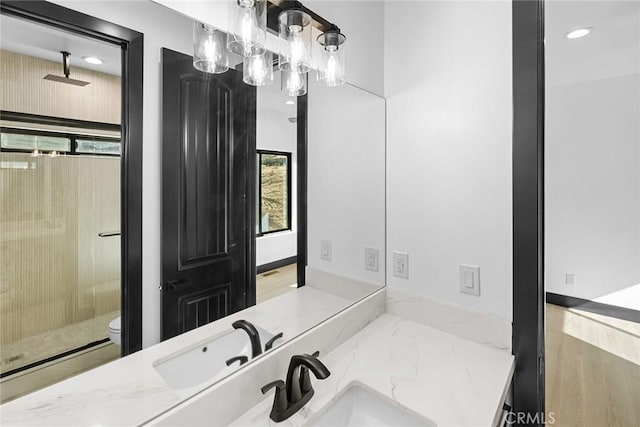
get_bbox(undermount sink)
[153,325,277,395]
[306,382,436,427]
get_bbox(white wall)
[153,0,385,97]
[307,79,386,286]
[49,0,194,348]
[256,76,298,266]
[304,0,384,96]
[545,74,640,311]
[384,1,513,321]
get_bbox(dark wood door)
[161,48,256,341]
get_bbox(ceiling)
[546,0,640,87]
[0,13,121,76]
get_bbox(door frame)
[512,0,546,422]
[0,1,144,356]
[296,93,308,287]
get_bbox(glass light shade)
[193,22,229,74]
[317,30,346,87]
[278,10,312,73]
[227,0,267,57]
[243,50,273,86]
[281,69,307,96]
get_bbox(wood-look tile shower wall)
[0,153,121,346]
[0,50,121,124]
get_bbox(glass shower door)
[0,149,121,375]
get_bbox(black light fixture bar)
[266,0,339,35]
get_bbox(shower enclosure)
[0,120,122,375]
[0,10,124,397]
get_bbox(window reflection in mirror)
[257,151,291,236]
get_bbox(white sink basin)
[153,326,278,396]
[307,382,436,427]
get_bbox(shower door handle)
[98,231,121,237]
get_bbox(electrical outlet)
[459,264,480,296]
[565,273,575,286]
[393,252,408,279]
[365,247,379,272]
[320,240,332,262]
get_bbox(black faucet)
[232,320,262,358]
[225,355,248,367]
[264,332,284,351]
[261,351,330,422]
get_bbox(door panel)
[179,284,230,332]
[179,75,229,267]
[161,48,256,341]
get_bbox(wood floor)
[256,263,297,304]
[545,303,640,427]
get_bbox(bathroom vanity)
[0,270,379,426]
[0,278,514,427]
[228,314,513,427]
[146,286,514,427]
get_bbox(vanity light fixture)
[82,56,104,65]
[243,50,274,86]
[281,69,307,97]
[227,0,267,57]
[193,21,229,74]
[316,27,346,87]
[565,27,592,39]
[191,1,347,89]
[278,9,312,73]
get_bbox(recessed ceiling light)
[285,100,295,105]
[565,27,592,39]
[82,56,104,65]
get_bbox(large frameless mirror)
[0,0,386,413]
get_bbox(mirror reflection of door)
[0,14,124,402]
[255,72,299,304]
[544,2,640,425]
[160,48,256,341]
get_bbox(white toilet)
[108,316,121,346]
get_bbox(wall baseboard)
[256,256,297,274]
[546,292,640,324]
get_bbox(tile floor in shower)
[1,310,120,375]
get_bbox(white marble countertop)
[229,314,515,427]
[0,286,366,427]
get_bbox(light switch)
[321,240,332,262]
[459,264,480,296]
[464,271,474,288]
